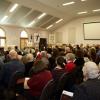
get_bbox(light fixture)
[62,1,75,6]
[81,0,86,2]
[37,13,46,19]
[56,19,63,24]
[46,25,53,29]
[1,16,8,22]
[77,11,87,14]
[93,9,100,12]
[9,3,18,12]
[28,20,35,26]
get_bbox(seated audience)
[40,56,66,100]
[24,60,52,100]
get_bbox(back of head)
[15,46,18,49]
[56,56,65,68]
[74,57,85,66]
[26,53,34,62]
[30,60,48,75]
[41,51,47,58]
[66,53,75,61]
[83,61,100,80]
[65,46,71,53]
[9,49,18,60]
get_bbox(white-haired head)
[41,51,47,57]
[26,53,34,62]
[9,49,18,60]
[66,53,75,61]
[83,61,100,81]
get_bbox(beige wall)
[0,25,51,49]
[54,15,100,45]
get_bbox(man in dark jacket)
[73,61,100,100]
[0,49,25,88]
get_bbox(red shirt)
[65,60,75,73]
[27,70,52,96]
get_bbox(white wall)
[54,15,100,45]
[0,25,50,49]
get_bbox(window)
[0,28,6,47]
[20,30,28,38]
[20,30,28,49]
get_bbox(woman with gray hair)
[73,61,100,100]
[65,53,76,73]
[83,61,100,81]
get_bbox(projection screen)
[83,22,100,40]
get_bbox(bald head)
[9,49,18,60]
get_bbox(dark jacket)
[24,61,34,77]
[73,78,100,100]
[0,59,25,87]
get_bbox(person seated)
[24,53,34,77]
[0,49,25,99]
[73,61,100,100]
[40,56,66,100]
[52,56,66,82]
[65,53,76,73]
[41,51,49,66]
[0,50,25,87]
[21,60,52,100]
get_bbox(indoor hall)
[0,0,100,100]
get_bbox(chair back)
[4,71,24,100]
[40,79,56,100]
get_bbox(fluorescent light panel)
[28,20,35,26]
[1,16,8,22]
[38,13,46,19]
[9,3,18,12]
[46,25,53,29]
[56,19,63,24]
[93,9,100,12]
[62,1,75,6]
[77,11,87,14]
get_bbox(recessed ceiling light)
[82,0,86,1]
[9,3,18,12]
[1,16,8,22]
[77,11,87,14]
[56,19,63,24]
[62,1,75,6]
[37,13,46,19]
[93,9,100,12]
[28,20,35,26]
[46,25,53,29]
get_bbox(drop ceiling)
[0,0,100,31]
